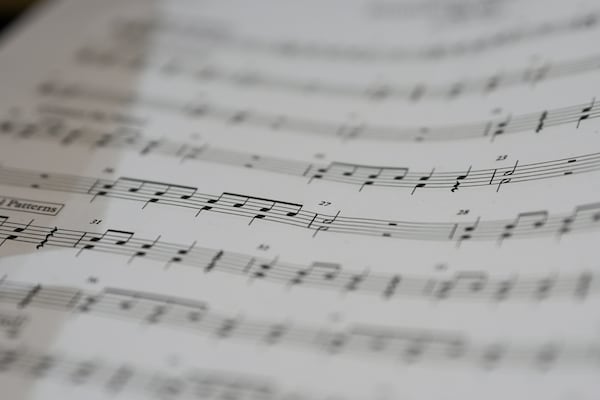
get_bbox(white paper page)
[1,0,600,398]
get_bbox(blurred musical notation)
[113,13,599,62]
[2,168,600,241]
[0,345,292,400]
[0,279,598,369]
[76,46,600,102]
[4,0,600,397]
[0,217,595,302]
[38,82,600,142]
[1,118,598,193]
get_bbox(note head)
[180,195,191,199]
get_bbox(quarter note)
[17,284,41,309]
[382,275,402,299]
[535,110,548,133]
[451,166,471,192]
[345,269,369,292]
[535,276,556,300]
[456,217,481,245]
[576,98,596,128]
[168,241,196,265]
[411,168,435,195]
[490,115,512,141]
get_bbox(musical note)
[38,82,600,142]
[495,160,519,192]
[411,168,435,195]
[499,210,549,241]
[113,13,599,62]
[535,110,548,133]
[451,166,472,192]
[289,261,341,286]
[6,124,600,194]
[576,98,596,128]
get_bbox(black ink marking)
[36,227,57,249]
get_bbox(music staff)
[76,46,600,102]
[2,167,600,241]
[38,82,600,142]
[0,344,289,399]
[0,216,596,302]
[113,13,599,62]
[0,279,598,369]
[3,118,599,194]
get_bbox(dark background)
[0,0,39,33]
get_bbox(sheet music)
[1,0,600,398]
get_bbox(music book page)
[1,0,599,398]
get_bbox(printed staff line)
[1,279,599,369]
[0,345,285,399]
[0,218,595,302]
[76,46,600,102]
[1,167,600,242]
[3,117,600,194]
[37,81,600,142]
[113,13,599,62]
